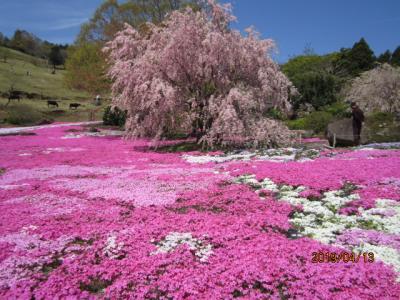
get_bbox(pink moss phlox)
[0,124,399,298]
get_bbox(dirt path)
[0,121,102,135]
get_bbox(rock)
[326,119,365,147]
[327,118,400,147]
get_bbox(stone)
[326,118,400,147]
[326,119,365,147]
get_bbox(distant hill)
[0,46,88,100]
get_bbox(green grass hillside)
[0,46,89,99]
[0,46,109,126]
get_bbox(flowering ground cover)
[0,124,399,299]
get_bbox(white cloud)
[48,17,88,31]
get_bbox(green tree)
[9,30,26,52]
[0,47,10,63]
[0,32,5,46]
[282,54,340,110]
[391,46,400,66]
[8,29,54,58]
[64,43,109,95]
[9,30,40,56]
[377,50,392,64]
[334,38,376,77]
[77,0,127,44]
[66,0,202,95]
[282,54,336,80]
[296,72,339,110]
[49,46,65,70]
[77,0,201,44]
[103,105,127,126]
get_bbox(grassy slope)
[0,46,90,99]
[0,47,109,125]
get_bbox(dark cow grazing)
[5,91,22,106]
[47,100,59,108]
[69,103,82,110]
[9,91,21,102]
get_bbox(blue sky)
[0,0,399,62]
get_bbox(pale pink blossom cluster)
[344,63,400,113]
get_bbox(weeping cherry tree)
[105,0,296,148]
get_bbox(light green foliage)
[68,0,202,95]
[282,54,340,110]
[282,54,336,80]
[322,102,350,118]
[77,0,202,44]
[286,118,307,130]
[64,44,109,95]
[304,111,334,133]
[286,111,333,134]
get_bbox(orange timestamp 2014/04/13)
[311,251,375,263]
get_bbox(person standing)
[95,94,101,106]
[350,102,365,146]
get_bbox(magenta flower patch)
[0,124,399,299]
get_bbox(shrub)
[103,106,127,127]
[282,54,341,111]
[286,118,307,130]
[286,111,334,134]
[323,102,351,118]
[295,72,340,110]
[304,111,334,133]
[364,111,400,143]
[366,111,394,126]
[5,104,43,125]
